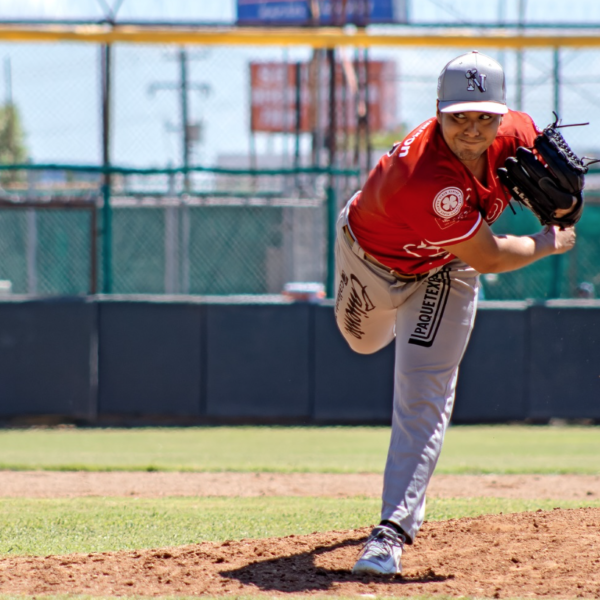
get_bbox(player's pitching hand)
[542,225,576,254]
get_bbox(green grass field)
[0,425,598,600]
[0,424,599,559]
[1,496,599,557]
[1,422,600,597]
[0,424,598,473]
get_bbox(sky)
[1,0,600,169]
[4,0,600,25]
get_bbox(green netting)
[0,211,27,292]
[0,209,91,294]
[112,208,165,295]
[482,203,600,300]
[0,196,598,299]
[108,205,291,295]
[187,206,284,295]
[36,210,91,295]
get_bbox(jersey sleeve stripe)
[424,213,483,246]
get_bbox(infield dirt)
[1,470,600,499]
[1,473,600,598]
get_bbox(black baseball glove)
[497,114,588,228]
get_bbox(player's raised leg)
[333,205,400,355]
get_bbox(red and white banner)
[250,60,397,133]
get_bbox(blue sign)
[237,0,408,25]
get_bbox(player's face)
[437,110,502,163]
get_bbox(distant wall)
[0,297,598,424]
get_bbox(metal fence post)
[549,46,562,299]
[164,204,179,294]
[101,43,113,294]
[26,208,38,294]
[90,202,98,294]
[102,180,113,293]
[326,183,337,298]
[181,203,191,294]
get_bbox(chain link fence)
[0,39,599,299]
[109,190,329,296]
[485,204,600,300]
[0,202,95,295]
[0,165,352,296]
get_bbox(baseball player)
[334,51,583,575]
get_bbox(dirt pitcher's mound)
[1,507,599,598]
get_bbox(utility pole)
[148,48,210,294]
[148,48,210,192]
[179,49,191,191]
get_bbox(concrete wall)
[0,297,598,424]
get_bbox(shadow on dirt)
[221,536,451,593]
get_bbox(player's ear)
[436,100,442,123]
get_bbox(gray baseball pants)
[334,199,480,543]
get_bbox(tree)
[0,102,28,186]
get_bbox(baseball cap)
[437,50,508,115]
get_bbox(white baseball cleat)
[352,524,404,575]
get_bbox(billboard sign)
[250,60,397,134]
[237,0,408,26]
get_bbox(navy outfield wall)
[0,297,97,420]
[527,301,600,421]
[204,302,312,419]
[0,297,598,423]
[98,299,203,417]
[453,302,530,423]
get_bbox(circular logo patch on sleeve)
[433,187,464,219]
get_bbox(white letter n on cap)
[466,69,486,92]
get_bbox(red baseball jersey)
[347,110,539,274]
